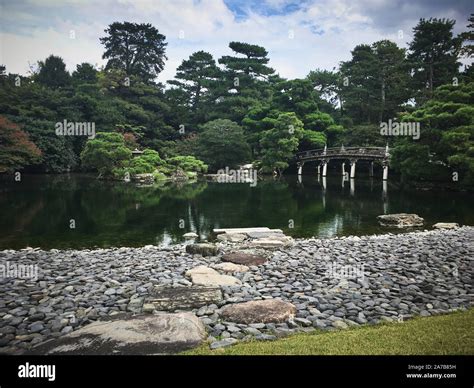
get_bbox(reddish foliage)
[123,132,138,149]
[0,115,42,172]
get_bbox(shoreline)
[0,227,472,354]
[2,225,473,253]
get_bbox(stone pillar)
[297,163,303,176]
[342,162,346,176]
[322,176,327,191]
[350,160,357,179]
[369,161,374,177]
[322,160,328,177]
[383,162,388,180]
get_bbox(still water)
[0,174,472,249]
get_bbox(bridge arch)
[295,145,390,180]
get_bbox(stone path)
[185,265,241,287]
[214,227,294,247]
[0,227,472,353]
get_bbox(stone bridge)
[295,145,390,180]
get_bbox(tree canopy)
[1,15,473,188]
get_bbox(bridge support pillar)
[297,162,304,176]
[341,162,346,176]
[350,160,357,179]
[382,162,388,180]
[369,162,374,177]
[317,164,321,175]
[322,161,328,177]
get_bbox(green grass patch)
[184,309,474,355]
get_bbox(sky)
[0,0,472,82]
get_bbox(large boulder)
[185,243,218,256]
[220,299,296,324]
[433,222,459,230]
[377,213,424,228]
[146,286,222,311]
[185,265,241,287]
[29,312,206,355]
[222,252,267,266]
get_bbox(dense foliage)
[0,17,473,186]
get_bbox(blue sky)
[0,0,472,81]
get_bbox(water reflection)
[0,174,472,249]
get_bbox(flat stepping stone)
[146,286,222,311]
[185,265,241,287]
[433,222,459,229]
[216,233,246,242]
[185,243,218,256]
[246,231,286,239]
[249,237,293,248]
[29,312,206,355]
[212,262,249,273]
[222,252,267,266]
[213,227,271,234]
[220,299,296,324]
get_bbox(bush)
[127,149,163,174]
[167,155,208,173]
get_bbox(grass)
[184,309,474,355]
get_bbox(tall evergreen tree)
[408,18,461,102]
[36,55,70,88]
[100,22,167,82]
[459,13,474,58]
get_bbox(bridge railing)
[295,147,388,161]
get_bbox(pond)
[0,174,472,249]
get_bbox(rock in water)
[29,312,206,355]
[185,243,218,256]
[220,299,296,324]
[183,232,198,239]
[377,213,424,228]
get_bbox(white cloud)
[0,0,471,81]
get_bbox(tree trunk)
[379,75,386,123]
